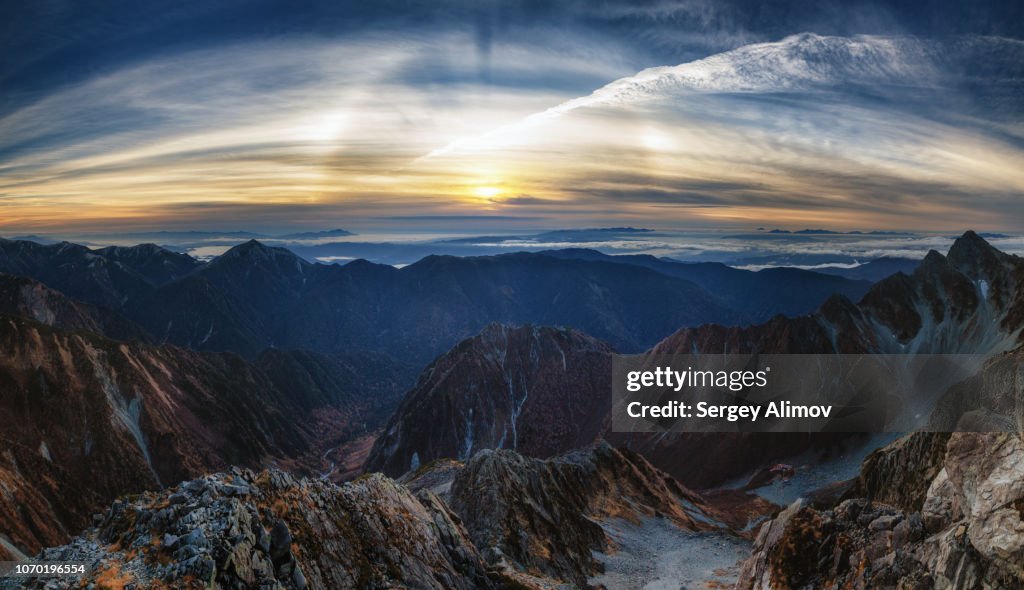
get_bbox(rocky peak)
[914,248,951,277]
[947,230,1006,278]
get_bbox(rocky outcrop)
[27,469,494,589]
[738,343,1024,589]
[366,324,614,477]
[740,432,1024,590]
[447,442,733,587]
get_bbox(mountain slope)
[0,315,408,558]
[368,232,1024,490]
[365,324,614,477]
[541,248,874,322]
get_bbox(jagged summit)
[947,229,1007,278]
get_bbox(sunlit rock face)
[738,348,1024,590]
[738,431,1024,590]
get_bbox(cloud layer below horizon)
[1,23,1022,233]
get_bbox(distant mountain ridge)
[0,236,875,363]
[540,248,874,321]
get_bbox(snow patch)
[84,345,161,485]
[459,408,475,460]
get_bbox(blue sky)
[1,0,1022,234]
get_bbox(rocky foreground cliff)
[17,443,769,589]
[738,348,1024,590]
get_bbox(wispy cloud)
[1,31,1022,234]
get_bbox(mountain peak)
[366,323,614,477]
[949,230,993,254]
[947,230,1003,276]
[219,239,301,262]
[206,240,311,283]
[234,238,268,251]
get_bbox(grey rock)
[268,519,292,566]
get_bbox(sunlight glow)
[472,186,503,200]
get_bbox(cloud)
[414,34,1024,231]
[1,30,1023,234]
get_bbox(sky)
[1,0,1023,236]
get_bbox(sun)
[472,186,503,199]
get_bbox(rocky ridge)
[627,231,1024,488]
[21,443,764,589]
[22,469,492,590]
[447,442,737,587]
[368,232,1024,489]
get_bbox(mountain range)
[368,231,1024,489]
[0,236,874,361]
[2,231,1022,588]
